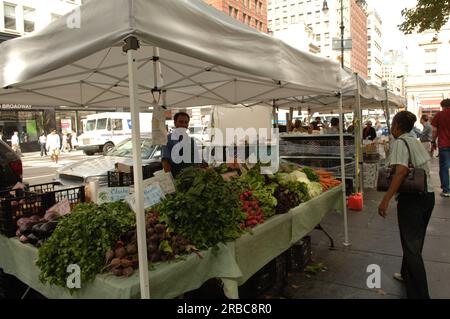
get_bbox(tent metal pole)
[354,73,363,196]
[339,91,351,247]
[384,88,392,136]
[272,99,278,128]
[125,37,150,299]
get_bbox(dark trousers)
[439,147,450,193]
[40,143,47,156]
[397,192,435,299]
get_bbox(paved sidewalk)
[279,158,450,299]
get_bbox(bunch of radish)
[239,191,264,228]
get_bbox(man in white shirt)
[46,130,61,164]
[11,131,21,156]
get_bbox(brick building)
[204,0,268,33]
[350,0,368,77]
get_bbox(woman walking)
[378,111,435,299]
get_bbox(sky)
[366,0,418,52]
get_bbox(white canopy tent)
[267,70,406,194]
[0,0,344,298]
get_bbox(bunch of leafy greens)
[36,201,135,290]
[159,167,246,250]
[229,164,277,218]
[301,167,320,182]
[275,173,311,203]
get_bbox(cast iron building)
[366,8,383,86]
[267,0,368,76]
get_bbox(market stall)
[0,184,343,299]
[271,70,406,194]
[0,0,344,299]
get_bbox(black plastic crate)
[286,235,312,273]
[107,171,134,187]
[238,253,288,299]
[27,182,85,211]
[0,189,46,237]
[107,162,163,187]
[183,278,227,299]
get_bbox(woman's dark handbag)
[377,138,427,193]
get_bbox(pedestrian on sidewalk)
[431,98,450,197]
[378,111,434,299]
[11,131,22,157]
[71,132,78,150]
[39,132,47,157]
[47,129,61,165]
[67,131,73,152]
[61,132,69,153]
[413,115,433,156]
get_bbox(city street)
[22,150,101,185]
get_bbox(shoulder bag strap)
[398,137,414,168]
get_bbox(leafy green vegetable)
[230,164,277,218]
[301,167,320,182]
[159,167,246,250]
[308,182,323,198]
[36,201,135,290]
[276,179,310,203]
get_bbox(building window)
[229,6,233,16]
[283,16,288,24]
[424,48,437,74]
[275,18,280,26]
[4,3,17,30]
[291,15,296,23]
[23,7,36,33]
[316,34,321,41]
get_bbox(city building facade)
[272,23,320,54]
[0,0,82,36]
[404,23,450,118]
[382,50,407,97]
[0,0,96,152]
[267,0,368,76]
[366,8,382,85]
[204,0,268,33]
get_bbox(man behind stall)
[363,121,377,141]
[162,112,202,177]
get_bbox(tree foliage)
[399,0,450,36]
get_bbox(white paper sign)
[152,104,168,145]
[133,170,175,195]
[126,182,165,212]
[97,187,130,204]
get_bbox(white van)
[77,112,152,155]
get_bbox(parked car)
[0,139,23,191]
[57,137,162,186]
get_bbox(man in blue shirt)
[161,112,202,177]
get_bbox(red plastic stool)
[348,193,363,211]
